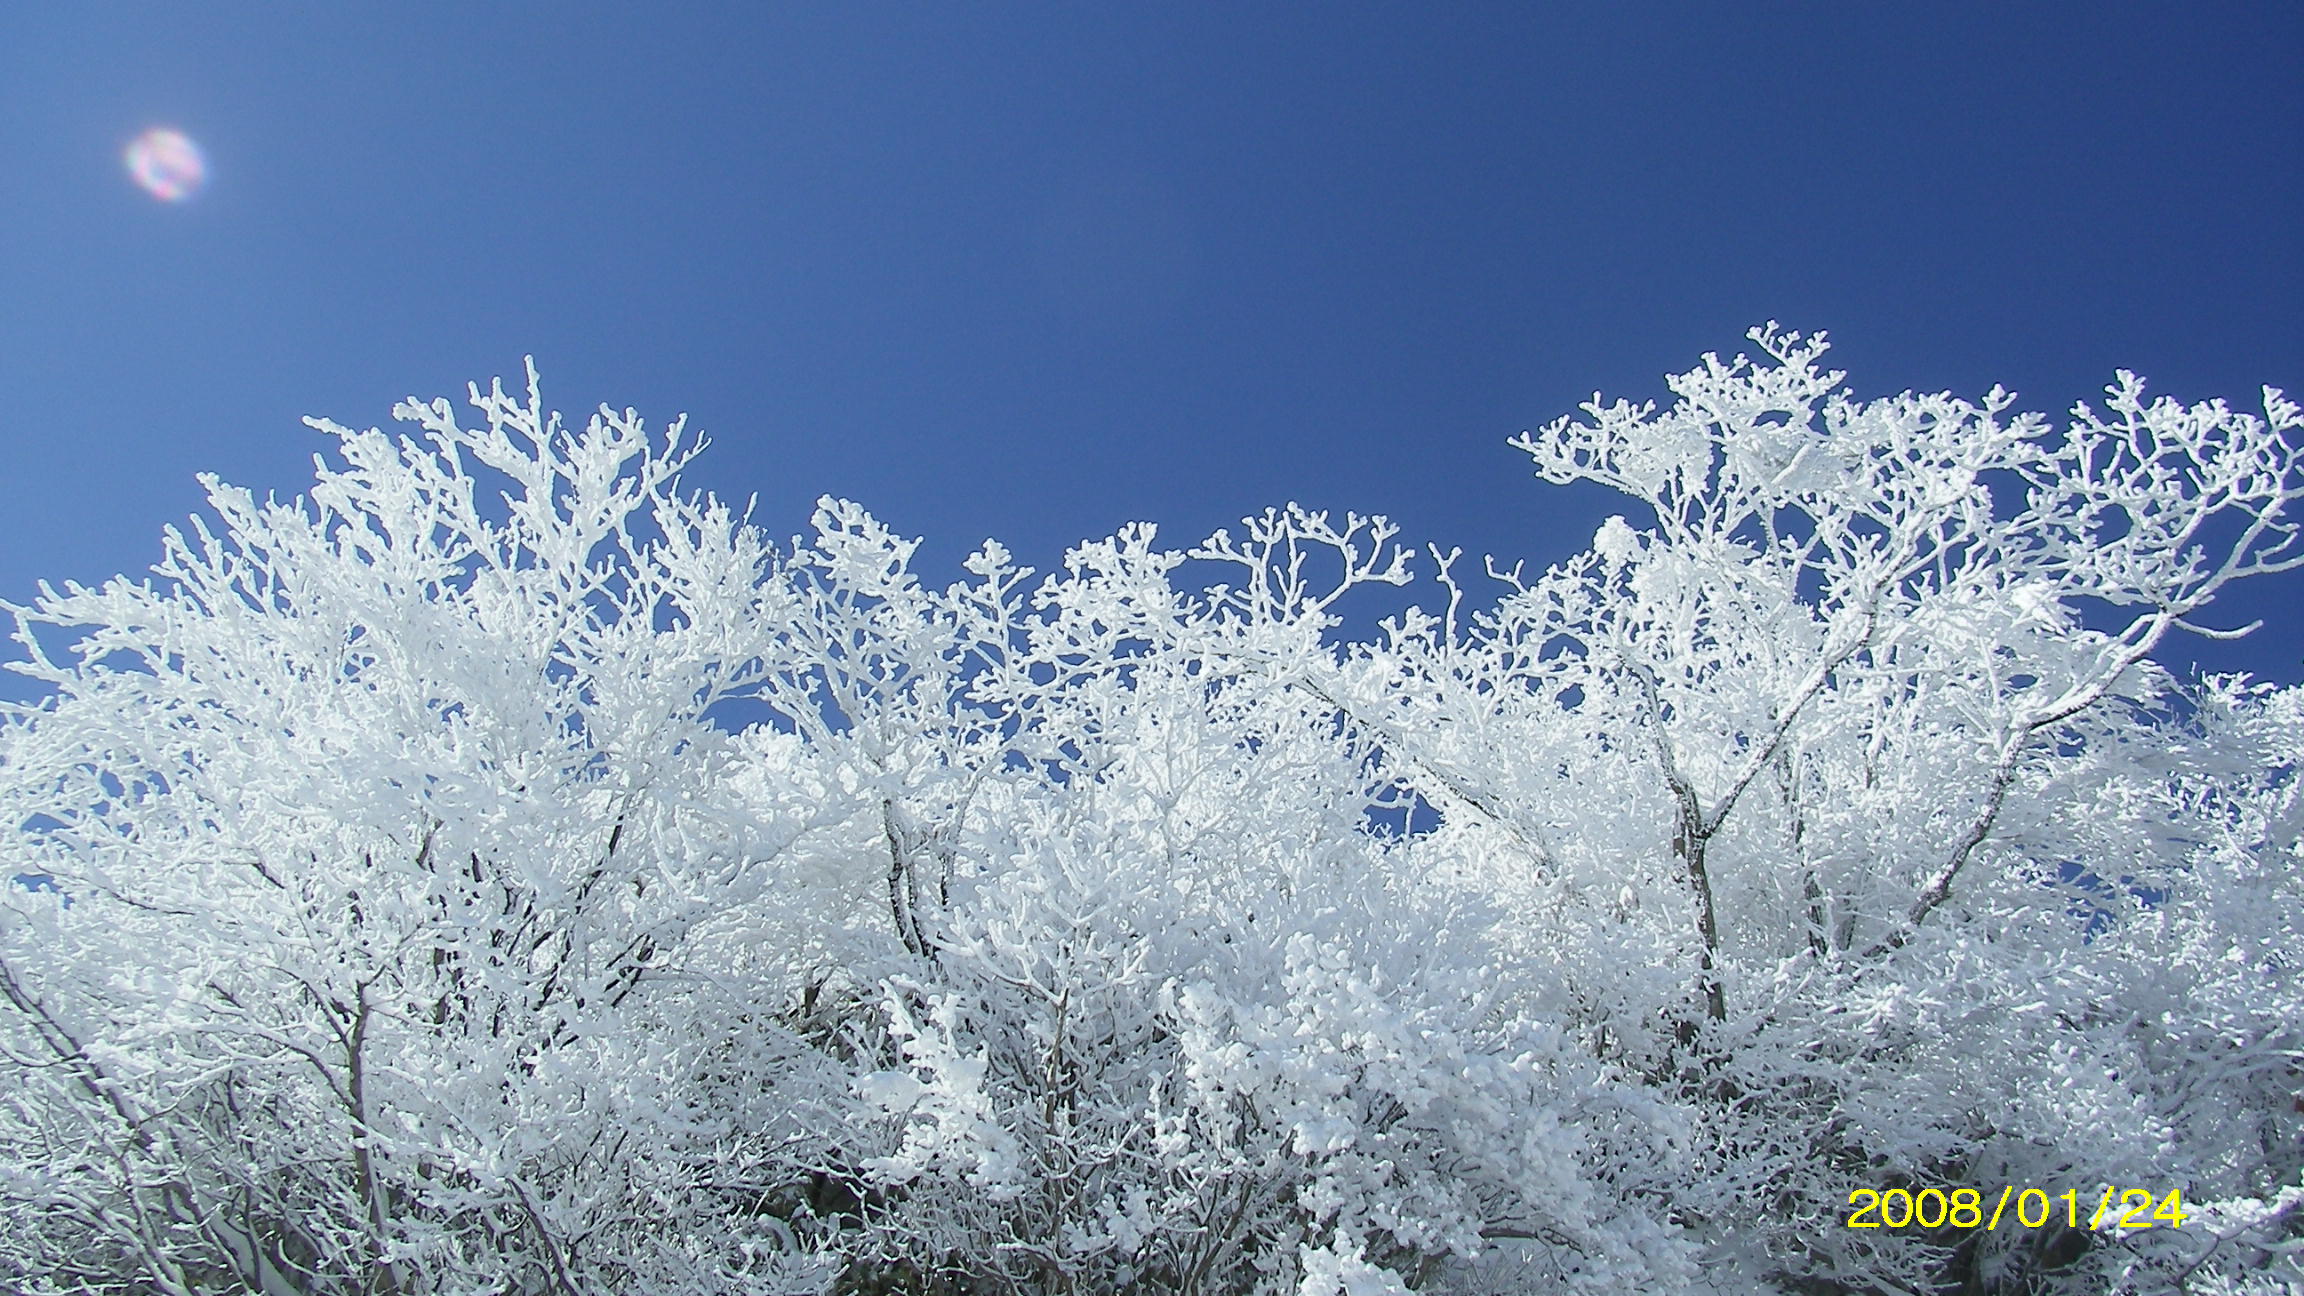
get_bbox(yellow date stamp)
[1846,1186,2187,1232]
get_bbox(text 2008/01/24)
[1846,1187,2187,1232]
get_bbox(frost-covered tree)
[1309,328,2304,1292]
[0,374,863,1294]
[2,334,2298,1295]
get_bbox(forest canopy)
[3,328,2299,1295]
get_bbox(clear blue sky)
[4,4,2300,689]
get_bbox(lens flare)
[124,127,207,202]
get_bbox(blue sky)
[3,4,2300,689]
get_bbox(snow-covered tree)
[0,371,872,1293]
[1311,328,2304,1292]
[2,333,2297,1294]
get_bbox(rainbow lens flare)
[124,127,206,202]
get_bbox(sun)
[124,126,207,202]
